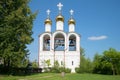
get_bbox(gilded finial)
[68,9,75,25]
[45,9,52,25]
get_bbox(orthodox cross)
[70,9,74,18]
[46,9,51,18]
[57,2,63,14]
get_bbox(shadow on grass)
[0,67,42,76]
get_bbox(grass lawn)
[0,73,120,80]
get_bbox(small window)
[61,61,63,65]
[72,61,74,65]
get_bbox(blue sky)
[28,0,120,61]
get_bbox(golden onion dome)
[68,18,75,25]
[56,15,64,22]
[44,18,52,25]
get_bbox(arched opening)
[43,35,50,51]
[69,35,76,51]
[54,33,65,51]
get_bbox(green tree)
[93,48,120,75]
[31,60,38,68]
[93,53,102,74]
[0,0,36,71]
[103,48,120,75]
[80,47,85,56]
[45,59,51,68]
[76,56,92,73]
[76,47,93,73]
[51,60,60,73]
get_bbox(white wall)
[56,21,64,31]
[39,31,80,73]
[69,24,75,32]
[39,51,80,73]
[45,24,51,32]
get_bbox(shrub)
[50,67,71,73]
[43,67,51,73]
[44,61,71,73]
[75,67,80,73]
[65,68,71,73]
[50,67,60,73]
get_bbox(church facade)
[38,3,80,73]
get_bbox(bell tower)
[39,2,80,73]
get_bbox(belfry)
[38,2,80,73]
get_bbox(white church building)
[38,3,80,73]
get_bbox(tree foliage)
[93,53,112,74]
[80,47,85,56]
[0,0,36,70]
[45,59,51,68]
[76,56,93,73]
[93,48,120,75]
[76,47,93,73]
[103,48,120,75]
[31,60,38,68]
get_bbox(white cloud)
[88,35,107,40]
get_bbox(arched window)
[54,33,65,51]
[69,35,76,51]
[43,35,50,51]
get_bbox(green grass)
[0,73,120,80]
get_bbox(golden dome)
[68,18,75,25]
[44,18,52,25]
[56,15,64,22]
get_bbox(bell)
[58,40,61,45]
[62,44,64,46]
[46,39,50,44]
[70,39,73,44]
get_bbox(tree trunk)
[3,58,6,67]
[112,64,115,75]
[3,57,11,74]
